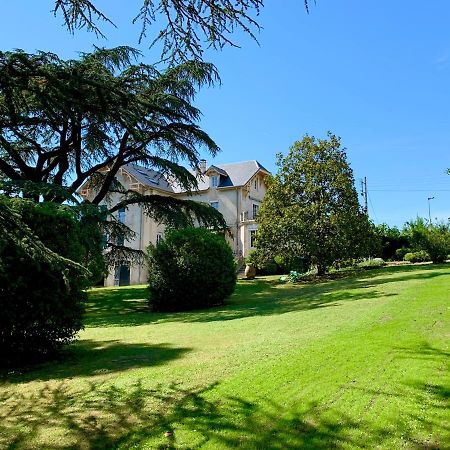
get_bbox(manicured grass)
[1,265,449,449]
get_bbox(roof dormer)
[205,165,228,189]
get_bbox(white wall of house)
[81,164,269,287]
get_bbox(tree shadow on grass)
[84,286,150,327]
[1,376,446,450]
[2,340,191,384]
[85,265,449,327]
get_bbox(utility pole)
[427,196,434,225]
[360,177,368,215]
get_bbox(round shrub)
[423,227,450,263]
[395,247,412,261]
[0,199,87,366]
[147,228,236,311]
[403,250,430,263]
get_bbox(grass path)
[0,265,449,449]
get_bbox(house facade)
[80,160,270,286]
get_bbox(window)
[211,175,219,187]
[250,230,257,248]
[254,177,259,190]
[252,204,259,220]
[210,201,219,210]
[118,207,126,224]
[156,232,163,244]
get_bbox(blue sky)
[1,0,449,226]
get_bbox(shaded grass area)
[0,264,449,449]
[85,264,446,327]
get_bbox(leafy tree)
[402,218,429,252]
[0,47,226,267]
[256,133,372,275]
[373,223,409,260]
[51,1,312,62]
[403,218,450,263]
[147,227,236,311]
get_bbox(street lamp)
[427,196,434,225]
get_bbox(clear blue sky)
[1,0,449,227]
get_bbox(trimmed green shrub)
[148,228,236,311]
[404,251,430,263]
[0,199,87,366]
[395,247,412,261]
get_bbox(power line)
[370,189,450,192]
[367,191,378,223]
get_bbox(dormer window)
[211,175,219,188]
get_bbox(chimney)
[200,159,207,174]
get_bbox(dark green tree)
[0,199,89,365]
[373,223,409,260]
[0,47,226,267]
[403,217,450,263]
[51,1,312,62]
[256,133,372,275]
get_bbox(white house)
[80,159,270,286]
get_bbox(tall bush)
[148,228,236,311]
[0,199,89,366]
[373,223,409,260]
[403,218,450,263]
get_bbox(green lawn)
[1,265,449,449]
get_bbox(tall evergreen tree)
[51,1,312,62]
[0,47,226,266]
[257,133,372,275]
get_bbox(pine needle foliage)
[0,47,227,266]
[0,198,90,365]
[51,1,313,63]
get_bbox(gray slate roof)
[124,164,175,193]
[125,160,270,194]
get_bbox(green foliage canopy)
[372,223,409,260]
[0,46,227,266]
[0,199,89,365]
[147,227,236,311]
[403,218,450,263]
[256,133,372,275]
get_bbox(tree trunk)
[317,264,326,276]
